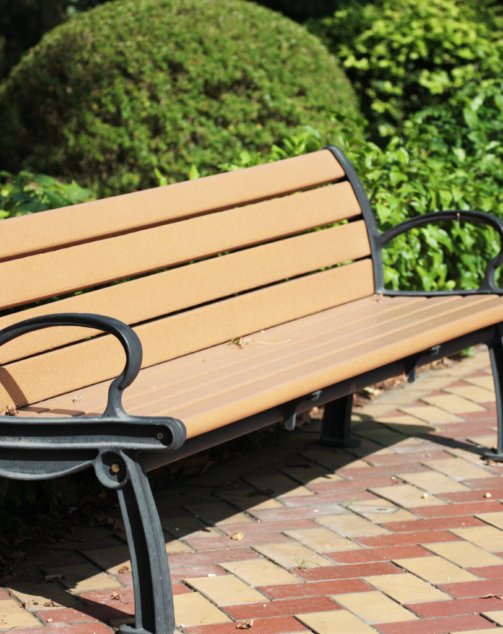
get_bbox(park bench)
[1,145,503,633]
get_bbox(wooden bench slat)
[29,296,425,416]
[150,295,503,434]
[124,295,427,403]
[125,295,463,417]
[0,150,344,261]
[0,221,370,364]
[125,295,450,413]
[0,260,374,410]
[163,297,463,415]
[2,181,360,309]
[18,295,503,438]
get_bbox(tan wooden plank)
[18,295,503,438]
[0,220,370,364]
[32,296,428,416]
[163,295,503,435]
[32,295,481,423]
[125,296,428,399]
[2,181,360,309]
[160,297,466,413]
[119,295,462,416]
[0,260,374,410]
[0,150,344,260]
[123,296,458,413]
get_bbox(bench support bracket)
[486,326,503,462]
[283,391,321,431]
[320,395,360,448]
[94,450,174,634]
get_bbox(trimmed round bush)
[0,0,363,195]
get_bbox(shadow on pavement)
[0,410,492,628]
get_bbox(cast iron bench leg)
[95,451,175,634]
[320,395,360,448]
[486,329,503,462]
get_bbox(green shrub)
[0,0,363,196]
[0,171,94,219]
[350,138,502,292]
[181,122,500,293]
[309,0,503,291]
[314,0,503,140]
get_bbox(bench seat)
[21,293,503,441]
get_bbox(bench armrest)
[376,210,503,295]
[0,313,186,452]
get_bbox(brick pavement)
[1,347,503,633]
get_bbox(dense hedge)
[308,0,503,291]
[352,138,502,292]
[0,0,363,195]
[314,0,502,140]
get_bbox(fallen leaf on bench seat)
[230,337,250,349]
[236,620,254,629]
[1,407,19,416]
[230,532,244,541]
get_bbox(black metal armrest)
[376,210,503,294]
[0,314,186,631]
[0,313,186,452]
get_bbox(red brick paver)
[1,348,503,633]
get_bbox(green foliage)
[314,0,503,140]
[215,125,503,293]
[0,0,363,196]
[349,139,502,292]
[0,171,94,219]
[310,0,503,291]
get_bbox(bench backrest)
[0,148,374,411]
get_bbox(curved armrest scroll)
[0,313,141,418]
[0,313,186,453]
[377,210,503,293]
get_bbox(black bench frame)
[1,146,503,633]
